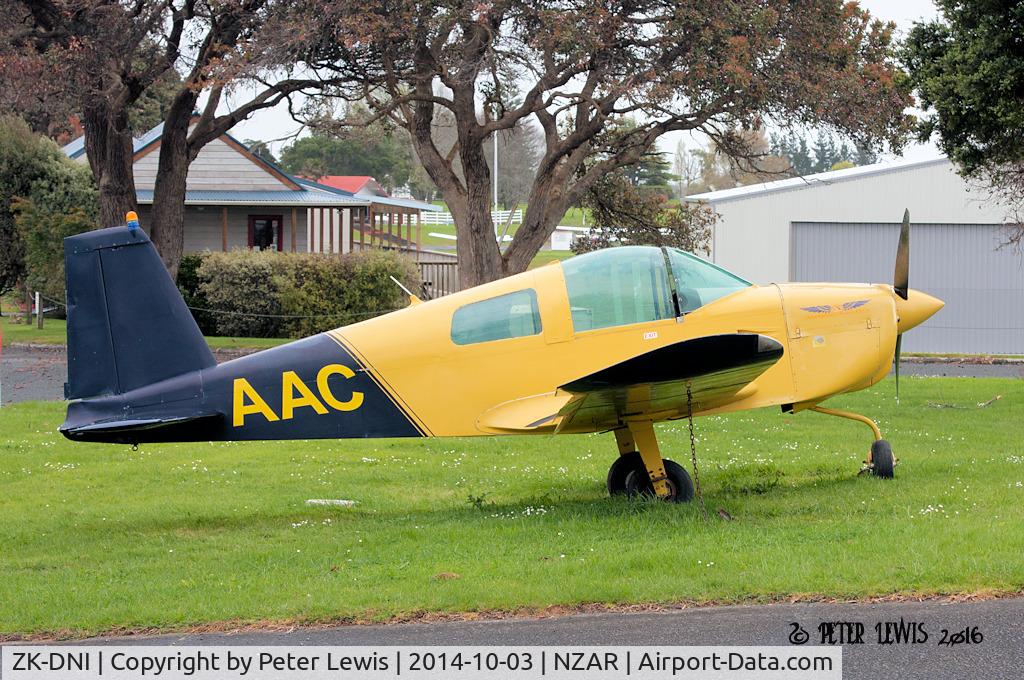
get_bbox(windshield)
[560,246,751,332]
[665,248,751,314]
[561,246,674,332]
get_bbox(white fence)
[420,209,523,225]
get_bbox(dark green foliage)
[280,133,415,193]
[176,254,217,335]
[243,140,278,165]
[623,151,676,196]
[0,115,97,298]
[902,1,1024,175]
[573,171,715,255]
[769,130,878,175]
[193,249,422,338]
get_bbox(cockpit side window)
[561,246,674,332]
[451,289,542,345]
[665,248,751,313]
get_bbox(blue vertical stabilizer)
[64,227,216,400]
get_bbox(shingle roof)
[687,156,949,204]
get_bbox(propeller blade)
[894,333,903,403]
[894,209,910,300]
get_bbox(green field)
[1,317,287,351]
[1,376,1022,638]
[413,204,590,248]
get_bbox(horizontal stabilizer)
[61,412,222,444]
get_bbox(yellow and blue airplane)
[61,210,942,502]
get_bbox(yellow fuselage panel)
[336,266,898,436]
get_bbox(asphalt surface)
[0,345,255,404]
[76,598,1023,680]
[2,345,1021,406]
[0,345,67,403]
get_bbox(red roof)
[316,175,375,193]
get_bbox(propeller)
[893,209,910,401]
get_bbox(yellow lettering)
[281,371,328,420]
[317,364,364,412]
[233,378,279,427]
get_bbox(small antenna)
[389,275,413,297]
[390,275,422,306]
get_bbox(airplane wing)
[554,333,783,433]
[474,333,783,434]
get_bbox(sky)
[223,0,943,163]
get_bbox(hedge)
[176,249,422,338]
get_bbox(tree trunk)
[81,101,137,229]
[149,94,196,281]
[502,172,573,275]
[450,126,503,288]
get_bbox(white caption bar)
[1,645,840,680]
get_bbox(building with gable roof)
[62,123,440,256]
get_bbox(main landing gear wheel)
[624,459,695,503]
[607,452,644,495]
[870,439,895,479]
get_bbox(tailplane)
[64,224,216,400]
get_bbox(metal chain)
[686,382,709,520]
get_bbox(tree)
[0,115,97,297]
[769,129,878,176]
[672,140,703,199]
[902,0,1024,242]
[624,151,676,197]
[280,129,414,192]
[486,120,543,211]
[244,139,279,166]
[572,171,715,255]
[1,1,340,279]
[297,0,913,287]
[693,128,791,192]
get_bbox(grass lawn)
[529,250,573,268]
[410,205,592,248]
[1,317,288,351]
[1,376,1022,637]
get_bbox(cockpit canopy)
[561,246,751,332]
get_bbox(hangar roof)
[687,156,949,204]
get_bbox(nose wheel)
[809,406,896,478]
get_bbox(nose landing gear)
[810,406,895,478]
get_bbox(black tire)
[624,459,695,503]
[607,452,645,495]
[870,440,895,479]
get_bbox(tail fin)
[64,226,216,400]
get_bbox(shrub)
[1,115,98,298]
[176,253,217,335]
[194,249,421,338]
[197,250,284,337]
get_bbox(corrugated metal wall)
[791,222,1024,354]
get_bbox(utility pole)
[493,129,499,243]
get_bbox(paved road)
[79,598,1023,680]
[2,346,1021,406]
[0,345,254,404]
[0,345,67,403]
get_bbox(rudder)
[64,226,216,399]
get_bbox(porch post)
[290,207,297,253]
[221,207,228,251]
